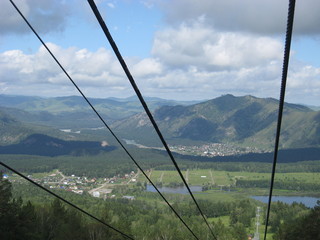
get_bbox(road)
[209,170,215,184]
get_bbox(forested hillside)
[112,94,320,149]
[1,94,319,149]
[0,95,197,128]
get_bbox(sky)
[0,0,319,105]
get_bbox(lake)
[146,185,320,208]
[251,195,320,208]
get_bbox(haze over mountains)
[0,94,319,151]
[0,95,199,129]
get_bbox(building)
[92,191,100,198]
[122,195,135,200]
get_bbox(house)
[123,195,135,200]
[92,191,100,198]
[72,190,83,195]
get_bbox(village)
[6,169,138,200]
[169,143,266,157]
[125,138,267,157]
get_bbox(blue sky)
[0,0,319,105]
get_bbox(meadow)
[136,169,320,188]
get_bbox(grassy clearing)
[142,170,320,187]
[228,171,320,184]
[194,190,247,202]
[188,169,212,185]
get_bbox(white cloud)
[0,41,319,105]
[0,43,130,96]
[160,0,320,35]
[107,3,115,9]
[152,21,283,70]
[288,65,320,89]
[0,1,319,105]
[132,58,163,77]
[0,0,72,35]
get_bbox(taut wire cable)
[87,1,217,239]
[263,1,296,240]
[9,0,200,239]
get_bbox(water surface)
[251,195,320,208]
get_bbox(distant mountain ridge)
[0,134,116,156]
[0,94,319,150]
[112,94,320,149]
[0,94,199,128]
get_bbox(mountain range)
[0,134,116,157]
[0,95,198,129]
[0,94,319,150]
[112,94,320,149]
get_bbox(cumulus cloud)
[0,41,319,105]
[0,0,72,35]
[0,43,165,97]
[0,43,128,96]
[152,20,283,70]
[161,0,320,35]
[0,1,319,105]
[146,1,320,104]
[131,58,163,77]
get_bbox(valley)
[6,166,319,200]
[1,93,319,239]
[3,158,319,240]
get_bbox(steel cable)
[263,1,296,240]
[87,1,217,239]
[9,0,200,239]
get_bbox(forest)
[1,143,319,239]
[1,146,320,178]
[1,173,320,240]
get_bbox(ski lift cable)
[87,1,217,239]
[9,1,200,239]
[263,1,296,240]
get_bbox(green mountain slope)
[112,94,320,149]
[0,95,198,128]
[0,133,116,156]
[1,94,318,149]
[0,109,107,146]
[0,110,29,145]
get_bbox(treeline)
[1,150,320,179]
[236,179,320,191]
[0,175,248,240]
[0,174,115,240]
[273,202,320,240]
[2,174,319,240]
[172,199,255,225]
[267,200,320,240]
[0,134,117,157]
[154,160,320,173]
[0,151,137,178]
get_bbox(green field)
[137,169,320,187]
